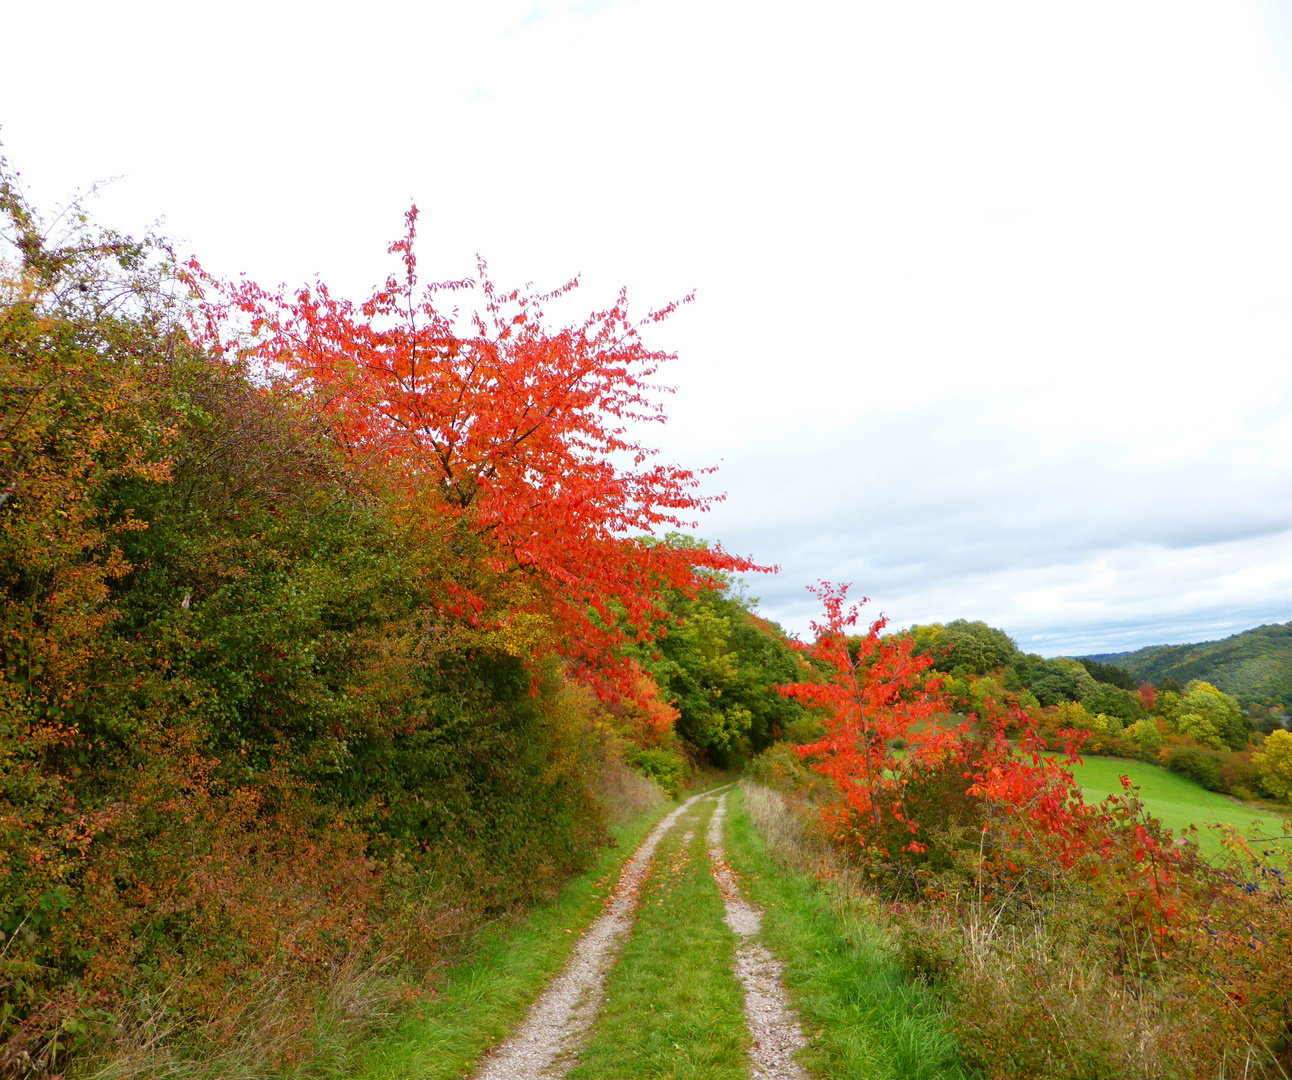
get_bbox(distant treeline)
[905,619,1154,725]
[897,619,1292,805]
[907,617,1292,717]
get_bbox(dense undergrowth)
[0,190,622,1076]
[345,781,670,1080]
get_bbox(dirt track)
[472,787,809,1078]
[473,793,705,1079]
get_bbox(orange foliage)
[189,209,762,695]
[601,660,681,747]
[781,583,1088,861]
[778,582,953,849]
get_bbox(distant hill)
[1086,622,1292,708]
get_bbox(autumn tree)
[779,583,955,848]
[192,209,759,693]
[782,583,1088,860]
[1255,728,1292,801]
[1172,680,1249,750]
[0,173,626,1070]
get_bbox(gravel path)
[707,791,810,1080]
[473,792,705,1079]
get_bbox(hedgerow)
[0,168,685,1076]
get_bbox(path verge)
[726,782,964,1080]
[346,800,674,1080]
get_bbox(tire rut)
[707,790,809,1080]
[473,792,706,1079]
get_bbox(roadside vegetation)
[0,168,783,1077]
[747,588,1292,1080]
[346,788,671,1080]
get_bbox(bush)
[1164,745,1226,791]
[0,191,611,1074]
[745,742,824,794]
[625,746,689,799]
[782,711,824,745]
[745,774,1292,1079]
[896,918,962,986]
[594,760,667,823]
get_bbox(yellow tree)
[1255,729,1292,801]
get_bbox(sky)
[4,0,1292,654]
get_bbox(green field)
[1069,756,1289,856]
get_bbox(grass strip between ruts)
[566,794,750,1080]
[344,798,676,1080]
[722,786,966,1080]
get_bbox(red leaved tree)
[189,209,760,693]
[781,582,1088,859]
[779,582,958,851]
[1139,681,1157,711]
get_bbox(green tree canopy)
[633,543,809,764]
[909,619,1018,675]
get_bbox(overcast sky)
[5,0,1292,654]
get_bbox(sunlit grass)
[1069,755,1290,856]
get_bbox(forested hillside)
[1087,621,1292,708]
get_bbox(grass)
[725,784,965,1080]
[1069,755,1290,856]
[340,797,676,1080]
[566,794,750,1080]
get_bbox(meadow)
[1069,755,1290,856]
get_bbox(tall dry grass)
[79,949,403,1080]
[74,870,499,1080]
[595,761,668,825]
[739,781,819,872]
[931,888,1182,1078]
